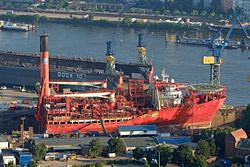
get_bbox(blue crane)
[202,14,250,85]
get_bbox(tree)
[29,160,37,167]
[214,128,234,156]
[89,14,94,21]
[172,144,194,167]
[122,17,132,26]
[209,12,216,17]
[192,129,213,142]
[157,145,172,166]
[89,139,102,158]
[108,138,125,155]
[191,10,199,16]
[29,142,48,161]
[163,10,170,15]
[173,10,181,16]
[181,11,187,16]
[206,138,216,156]
[193,154,207,167]
[95,162,104,167]
[197,140,210,158]
[144,160,150,167]
[201,11,207,16]
[133,147,143,160]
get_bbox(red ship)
[36,34,226,134]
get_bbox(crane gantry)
[202,14,250,85]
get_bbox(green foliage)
[181,11,187,16]
[191,10,199,16]
[29,142,48,161]
[89,139,102,158]
[173,10,181,15]
[29,160,37,167]
[192,129,213,142]
[201,11,207,16]
[172,144,194,167]
[193,154,207,167]
[107,159,134,165]
[122,17,132,26]
[209,12,216,17]
[197,140,211,158]
[0,13,196,31]
[132,147,143,160]
[0,14,40,24]
[242,104,250,134]
[144,160,150,167]
[108,138,125,155]
[206,138,216,156]
[157,145,173,166]
[88,163,96,167]
[95,162,104,167]
[214,127,235,156]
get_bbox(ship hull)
[2,27,28,32]
[45,97,226,134]
[209,25,250,35]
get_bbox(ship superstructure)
[36,34,226,134]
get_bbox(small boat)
[1,21,35,32]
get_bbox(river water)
[0,23,249,105]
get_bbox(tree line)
[0,14,198,31]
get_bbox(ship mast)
[105,41,116,75]
[137,33,147,63]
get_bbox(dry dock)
[0,89,37,102]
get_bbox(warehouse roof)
[156,137,191,145]
[236,138,250,150]
[123,137,157,148]
[0,135,7,142]
[118,124,157,132]
[34,137,110,148]
[1,149,14,156]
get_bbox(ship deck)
[188,84,225,92]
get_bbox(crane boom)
[202,14,250,85]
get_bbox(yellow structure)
[105,55,115,63]
[137,47,146,54]
[202,56,222,65]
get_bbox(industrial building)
[0,150,16,167]
[225,128,250,158]
[0,148,33,166]
[118,125,157,137]
[0,136,8,150]
[122,137,157,154]
[34,137,110,153]
[221,0,250,16]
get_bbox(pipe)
[40,33,50,96]
[149,66,154,83]
[117,74,123,90]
